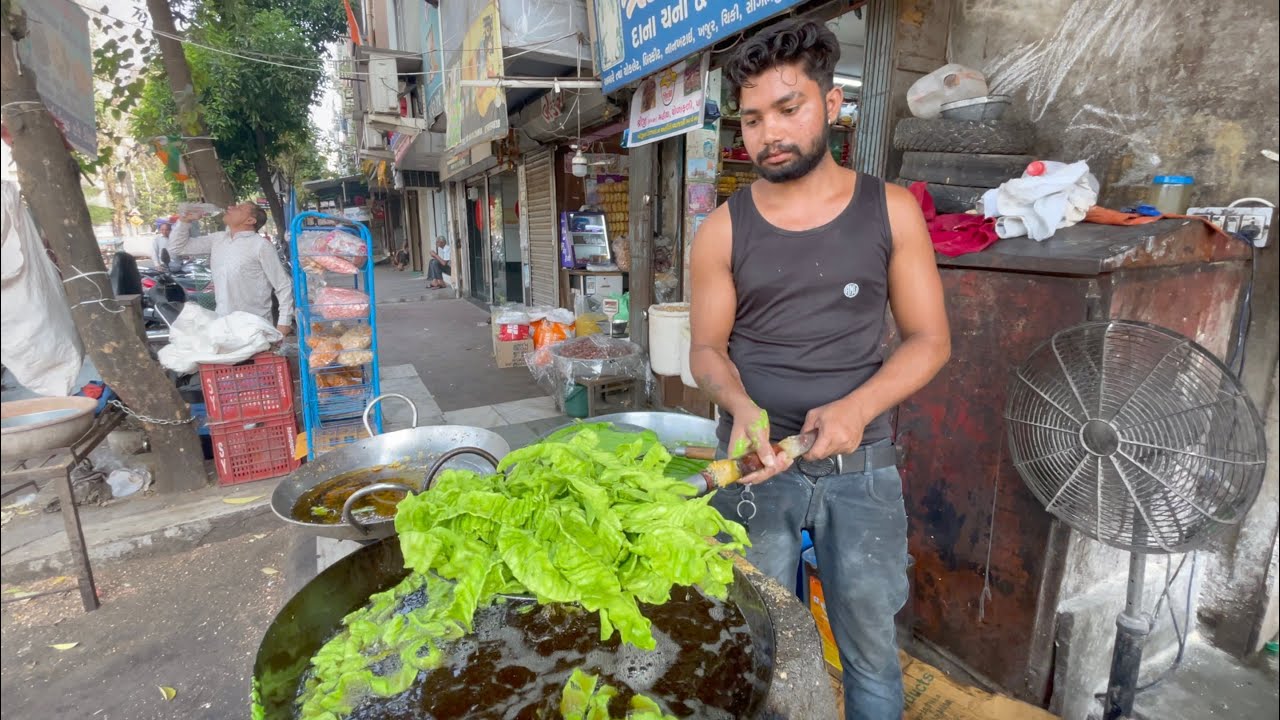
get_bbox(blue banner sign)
[594,0,804,93]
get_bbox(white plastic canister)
[679,322,698,388]
[648,303,690,376]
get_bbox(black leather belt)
[797,444,900,477]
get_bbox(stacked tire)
[893,118,1036,214]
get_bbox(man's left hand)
[801,397,869,461]
[276,324,293,336]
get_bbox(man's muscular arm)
[688,206,790,483]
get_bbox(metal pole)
[1104,551,1150,720]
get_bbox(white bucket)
[680,323,698,388]
[648,303,690,376]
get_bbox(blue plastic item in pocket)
[796,530,814,599]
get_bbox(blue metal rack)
[289,211,382,459]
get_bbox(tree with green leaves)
[132,0,344,233]
[2,0,207,493]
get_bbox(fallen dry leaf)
[221,496,263,505]
[49,642,79,651]
[159,686,177,701]
[260,567,279,576]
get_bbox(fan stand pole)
[1104,551,1150,720]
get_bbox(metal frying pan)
[252,538,776,719]
[269,394,509,542]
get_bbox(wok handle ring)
[362,393,419,437]
[340,482,415,535]
[424,447,502,490]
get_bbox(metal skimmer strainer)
[1005,320,1266,719]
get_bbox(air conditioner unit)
[367,56,399,114]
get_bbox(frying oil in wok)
[291,470,418,525]
[304,586,761,719]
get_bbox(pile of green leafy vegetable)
[293,426,748,718]
[557,668,677,720]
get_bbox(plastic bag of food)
[534,318,572,349]
[316,367,363,388]
[337,349,373,366]
[574,313,606,337]
[314,286,370,319]
[307,337,341,369]
[310,254,360,274]
[527,335,650,403]
[339,324,372,350]
[493,303,532,341]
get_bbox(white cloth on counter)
[157,304,282,373]
[168,220,294,325]
[979,161,1099,241]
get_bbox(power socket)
[1187,206,1273,248]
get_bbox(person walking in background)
[427,236,451,288]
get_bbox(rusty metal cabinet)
[896,219,1251,704]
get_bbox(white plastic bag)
[157,305,282,373]
[1,181,84,395]
[979,161,1099,241]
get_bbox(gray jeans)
[712,440,908,720]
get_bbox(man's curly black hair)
[722,18,841,104]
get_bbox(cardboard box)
[492,323,534,368]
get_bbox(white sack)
[1,181,84,395]
[157,304,282,373]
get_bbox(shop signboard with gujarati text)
[17,0,96,155]
[623,54,708,148]
[593,0,805,93]
[441,0,507,152]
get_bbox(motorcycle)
[141,270,187,347]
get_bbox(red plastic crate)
[200,353,294,422]
[209,413,299,485]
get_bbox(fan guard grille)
[1006,321,1266,553]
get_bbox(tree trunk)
[253,128,287,237]
[2,17,207,493]
[104,169,126,238]
[144,0,237,209]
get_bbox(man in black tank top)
[689,19,950,720]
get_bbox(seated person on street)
[427,236,451,288]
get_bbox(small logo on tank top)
[843,283,860,299]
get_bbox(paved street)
[2,514,284,720]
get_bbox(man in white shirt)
[427,236,451,288]
[150,218,173,270]
[169,201,294,334]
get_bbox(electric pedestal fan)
[1005,320,1266,720]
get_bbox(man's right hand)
[727,405,790,485]
[178,209,203,223]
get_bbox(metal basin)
[546,411,719,448]
[940,94,1011,121]
[1,397,98,460]
[253,538,776,719]
[270,395,509,542]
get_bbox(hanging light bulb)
[571,148,588,178]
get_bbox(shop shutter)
[524,148,559,307]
